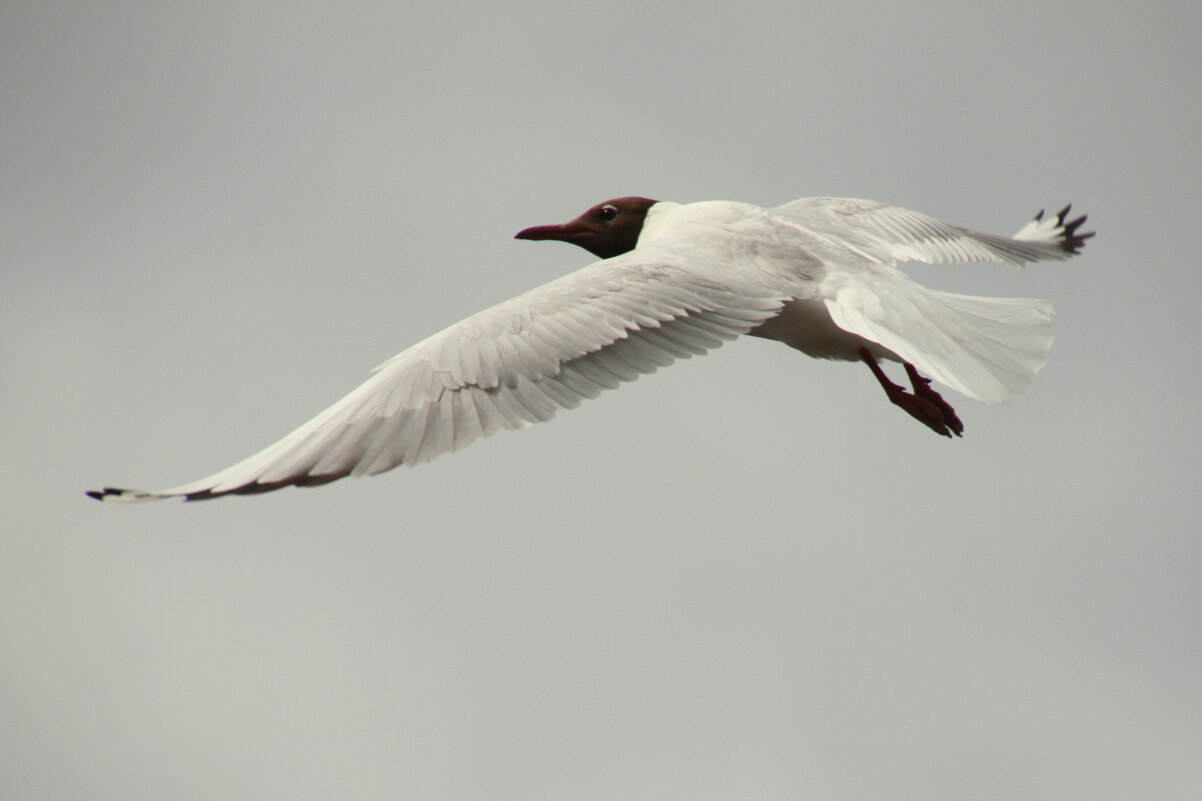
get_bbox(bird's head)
[514,197,659,259]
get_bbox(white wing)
[769,198,1090,403]
[771,197,1091,267]
[91,252,789,502]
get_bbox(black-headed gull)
[89,196,1091,503]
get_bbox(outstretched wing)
[769,198,1091,403]
[771,197,1092,267]
[89,252,789,502]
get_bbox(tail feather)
[827,287,1055,404]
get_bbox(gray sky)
[3,2,1200,799]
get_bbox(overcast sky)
[3,2,1200,800]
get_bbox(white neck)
[636,201,683,249]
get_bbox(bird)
[88,195,1092,503]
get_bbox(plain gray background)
[4,2,1200,799]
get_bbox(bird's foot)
[859,348,964,438]
[887,385,961,438]
[904,363,964,437]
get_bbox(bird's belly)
[749,298,897,362]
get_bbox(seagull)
[88,195,1092,503]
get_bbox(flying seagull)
[88,195,1092,503]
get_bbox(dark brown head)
[514,197,659,259]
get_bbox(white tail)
[827,286,1054,404]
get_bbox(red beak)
[514,224,570,242]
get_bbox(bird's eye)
[598,204,618,222]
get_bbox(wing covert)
[92,253,789,502]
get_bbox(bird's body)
[89,195,1091,503]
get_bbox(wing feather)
[772,197,1092,267]
[94,254,789,502]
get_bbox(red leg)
[859,348,963,438]
[903,362,964,437]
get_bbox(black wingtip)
[183,490,220,502]
[86,487,125,502]
[1058,204,1095,254]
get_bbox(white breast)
[749,298,898,362]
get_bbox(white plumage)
[89,196,1090,503]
